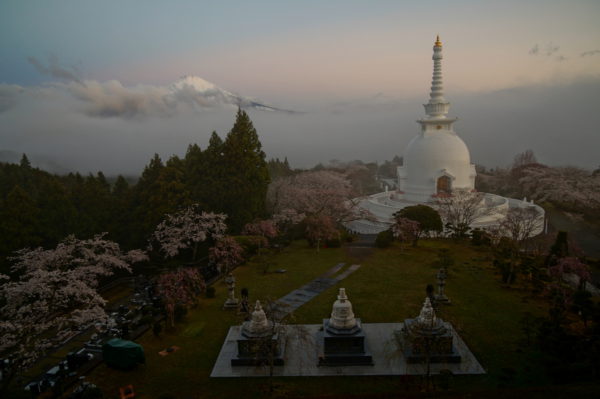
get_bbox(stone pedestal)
[319,318,373,366]
[223,297,239,309]
[401,319,461,363]
[231,300,284,366]
[399,297,461,364]
[231,331,284,366]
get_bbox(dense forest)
[0,110,270,274]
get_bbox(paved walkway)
[271,262,361,319]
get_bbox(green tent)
[102,338,145,370]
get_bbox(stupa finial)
[424,36,449,118]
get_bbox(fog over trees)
[2,78,599,175]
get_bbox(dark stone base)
[231,355,285,366]
[319,319,373,366]
[231,332,285,367]
[318,352,374,366]
[223,299,239,310]
[399,320,462,364]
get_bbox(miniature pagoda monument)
[319,288,373,366]
[231,300,284,366]
[400,297,461,363]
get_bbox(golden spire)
[434,35,442,47]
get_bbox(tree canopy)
[396,205,443,234]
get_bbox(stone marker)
[223,273,239,310]
[435,267,450,304]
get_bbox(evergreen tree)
[220,109,270,232]
[268,157,294,179]
[183,143,206,204]
[19,154,31,169]
[0,186,41,256]
[155,155,191,213]
[64,172,95,236]
[131,154,166,245]
[201,131,225,211]
[109,175,133,245]
[37,177,76,246]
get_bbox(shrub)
[340,229,357,243]
[137,315,154,327]
[81,386,103,399]
[233,235,267,256]
[206,286,216,298]
[471,228,491,246]
[174,305,188,322]
[375,230,394,248]
[325,237,342,248]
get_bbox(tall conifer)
[220,109,270,232]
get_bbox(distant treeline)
[476,150,600,226]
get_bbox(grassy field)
[82,239,568,398]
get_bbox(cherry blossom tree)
[151,204,227,260]
[434,189,492,237]
[0,234,147,390]
[267,170,371,223]
[512,149,538,169]
[272,208,305,226]
[500,206,544,247]
[519,166,600,206]
[156,268,205,327]
[391,217,421,246]
[272,209,306,239]
[208,236,245,273]
[305,214,339,251]
[242,219,278,246]
[549,257,592,290]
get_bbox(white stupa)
[398,36,476,202]
[346,37,545,235]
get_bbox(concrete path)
[271,263,361,319]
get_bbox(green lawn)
[85,239,558,398]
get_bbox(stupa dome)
[399,129,475,202]
[404,131,470,167]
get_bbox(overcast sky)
[1,0,599,175]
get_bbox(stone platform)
[319,318,373,366]
[210,323,484,377]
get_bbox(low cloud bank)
[1,76,599,175]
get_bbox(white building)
[346,37,544,235]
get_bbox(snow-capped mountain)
[169,75,297,114]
